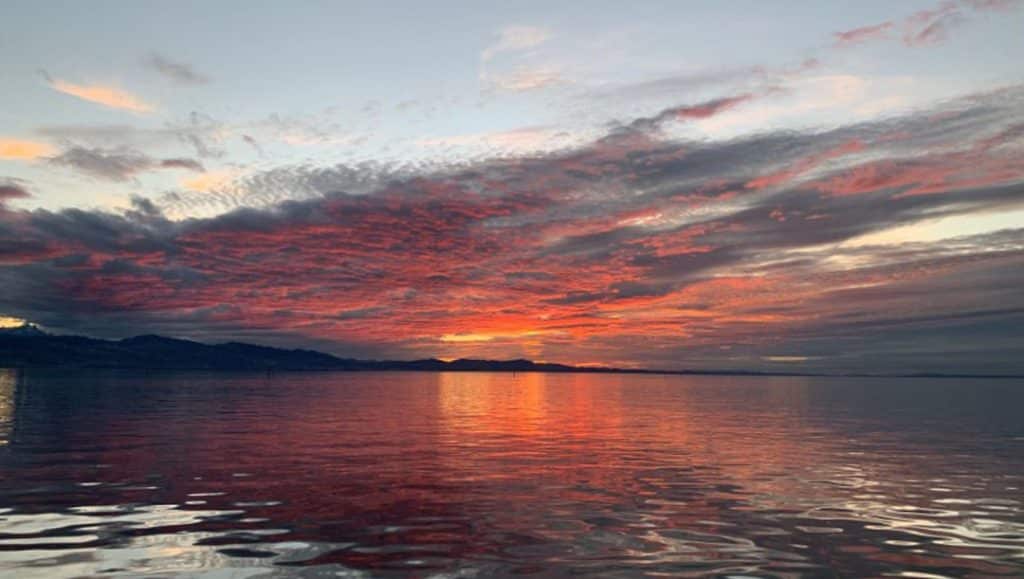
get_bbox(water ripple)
[0,370,1022,577]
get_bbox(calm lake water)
[0,370,1022,578]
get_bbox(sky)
[1,0,1023,374]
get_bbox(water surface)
[0,370,1022,577]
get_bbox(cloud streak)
[481,26,551,63]
[48,147,205,181]
[834,22,894,46]
[626,94,756,132]
[143,53,210,84]
[44,74,154,113]
[0,180,31,208]
[834,0,1022,49]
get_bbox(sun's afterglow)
[0,316,27,328]
[440,333,495,343]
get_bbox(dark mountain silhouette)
[1,325,1019,378]
[0,325,600,372]
[0,323,47,337]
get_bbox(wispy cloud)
[36,116,227,161]
[48,147,204,181]
[902,2,965,46]
[833,0,1022,49]
[43,73,154,113]
[486,66,564,92]
[479,25,562,93]
[963,0,1021,10]
[834,22,894,46]
[625,93,756,132]
[417,126,578,155]
[480,26,551,63]
[143,53,210,84]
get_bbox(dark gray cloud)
[623,94,756,133]
[587,67,761,103]
[47,147,205,181]
[159,158,205,172]
[0,179,31,202]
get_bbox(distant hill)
[2,325,1019,378]
[0,325,608,372]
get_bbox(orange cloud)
[181,170,237,192]
[0,138,55,160]
[440,333,495,343]
[48,78,154,113]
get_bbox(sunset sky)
[1,1,1023,373]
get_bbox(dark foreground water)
[0,370,1022,578]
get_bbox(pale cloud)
[181,169,239,192]
[0,138,55,160]
[687,75,923,139]
[277,132,355,147]
[486,66,564,92]
[417,126,580,155]
[841,206,1024,248]
[46,76,154,113]
[963,0,1022,10]
[478,25,560,94]
[35,116,226,159]
[480,25,551,63]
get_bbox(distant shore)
[1,326,1021,379]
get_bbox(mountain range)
[0,324,622,372]
[2,324,1019,378]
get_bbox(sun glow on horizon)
[0,316,28,329]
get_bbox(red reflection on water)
[1,371,1022,577]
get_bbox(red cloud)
[0,185,30,201]
[834,22,893,45]
[813,134,1024,197]
[2,88,1023,371]
[746,139,866,190]
[834,1,1005,49]
[666,94,754,120]
[903,2,964,46]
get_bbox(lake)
[0,370,1022,578]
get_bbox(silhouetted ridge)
[0,330,604,372]
[0,323,48,337]
[1,330,1020,377]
